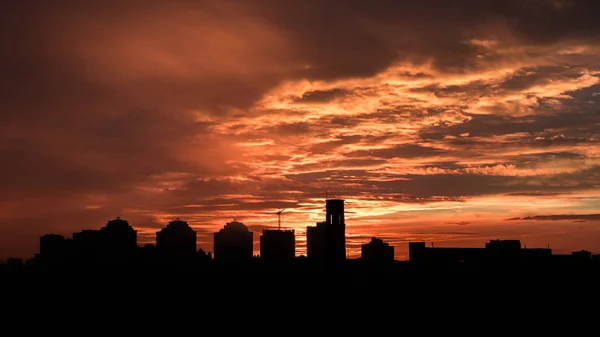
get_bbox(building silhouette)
[306,199,346,262]
[24,204,600,276]
[361,237,394,262]
[72,229,103,264]
[213,219,253,262]
[38,234,68,266]
[572,250,592,260]
[66,217,139,265]
[100,217,137,262]
[409,239,552,265]
[156,219,197,261]
[260,229,295,261]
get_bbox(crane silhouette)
[276,209,285,230]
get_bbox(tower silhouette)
[306,198,346,263]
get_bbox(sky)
[1,0,600,261]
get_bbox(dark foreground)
[4,259,600,295]
[2,260,599,330]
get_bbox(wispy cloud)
[506,214,600,221]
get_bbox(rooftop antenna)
[276,209,285,230]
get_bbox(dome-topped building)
[213,219,253,261]
[156,218,197,259]
[104,217,134,231]
[100,217,137,256]
[221,219,251,233]
[162,218,195,232]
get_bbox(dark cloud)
[306,135,363,154]
[499,66,585,92]
[245,0,600,75]
[293,89,348,103]
[345,144,445,159]
[276,122,313,135]
[506,214,600,221]
[505,192,572,196]
[411,231,479,236]
[421,108,600,141]
[446,222,471,226]
[283,165,600,199]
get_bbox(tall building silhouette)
[156,219,197,260]
[100,217,137,261]
[361,237,394,262]
[213,220,253,262]
[260,229,295,261]
[306,199,346,262]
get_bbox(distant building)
[100,217,137,260]
[361,237,394,262]
[40,234,67,257]
[72,229,103,262]
[214,220,253,262]
[38,234,68,265]
[306,199,346,262]
[408,239,552,265]
[306,222,326,261]
[37,218,138,266]
[156,219,197,260]
[260,229,295,261]
[572,250,592,260]
[485,239,521,250]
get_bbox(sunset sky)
[2,0,600,261]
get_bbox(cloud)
[446,222,471,226]
[506,214,600,221]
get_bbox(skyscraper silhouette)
[306,199,346,263]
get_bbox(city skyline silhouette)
[3,197,600,275]
[3,195,599,263]
[3,1,600,279]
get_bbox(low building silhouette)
[260,229,295,261]
[361,237,394,262]
[156,219,197,261]
[409,239,552,265]
[572,250,592,260]
[72,229,104,264]
[214,219,253,262]
[37,234,68,266]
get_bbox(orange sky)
[1,0,600,261]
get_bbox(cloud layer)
[2,0,600,259]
